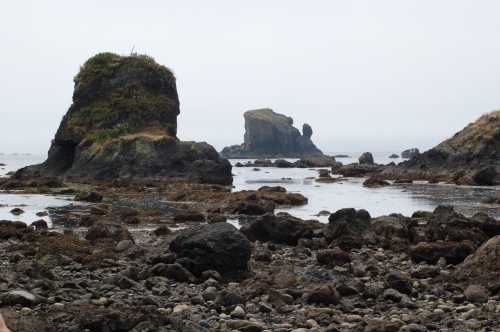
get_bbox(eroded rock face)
[221,109,323,158]
[384,111,500,185]
[16,53,232,185]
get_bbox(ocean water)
[231,153,500,221]
[0,154,72,225]
[0,153,499,226]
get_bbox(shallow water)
[0,193,73,226]
[0,153,499,226]
[0,154,72,226]
[231,156,500,222]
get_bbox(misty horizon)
[3,1,500,154]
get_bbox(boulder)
[31,219,48,230]
[401,148,420,159]
[274,159,294,168]
[15,53,232,185]
[472,166,497,186]
[369,214,416,250]
[170,222,251,276]
[464,285,489,303]
[0,220,31,239]
[337,164,382,177]
[10,208,24,215]
[363,177,391,188]
[0,290,39,307]
[456,235,500,286]
[359,152,374,165]
[424,206,489,246]
[220,108,323,158]
[74,191,103,203]
[389,154,399,159]
[304,285,340,305]
[316,247,351,266]
[85,222,133,242]
[324,208,371,250]
[240,212,322,245]
[385,270,413,295]
[294,155,340,168]
[409,240,475,265]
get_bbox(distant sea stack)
[17,53,232,185]
[221,108,323,158]
[384,111,500,185]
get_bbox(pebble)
[230,305,246,319]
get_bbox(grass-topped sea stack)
[17,53,232,184]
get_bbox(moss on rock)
[17,52,232,185]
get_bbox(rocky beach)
[0,51,499,332]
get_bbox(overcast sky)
[2,1,500,155]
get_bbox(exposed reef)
[15,53,232,185]
[221,108,323,158]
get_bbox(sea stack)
[16,53,232,185]
[221,108,323,158]
[384,111,500,185]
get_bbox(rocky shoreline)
[1,52,499,332]
[0,178,499,331]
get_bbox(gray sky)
[2,0,500,154]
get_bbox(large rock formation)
[16,53,232,185]
[221,108,323,158]
[383,111,500,185]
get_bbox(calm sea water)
[231,153,500,221]
[0,154,72,225]
[0,153,499,225]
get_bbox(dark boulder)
[170,222,251,276]
[324,208,371,250]
[455,235,500,287]
[10,208,24,215]
[31,219,48,230]
[304,285,340,305]
[401,148,420,159]
[410,240,475,265]
[0,290,39,307]
[294,155,340,168]
[472,166,497,186]
[369,214,416,250]
[316,247,351,266]
[240,212,323,245]
[424,206,489,246]
[337,164,382,177]
[359,152,374,165]
[75,191,103,203]
[363,177,391,188]
[85,222,133,242]
[385,270,413,295]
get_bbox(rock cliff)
[383,111,500,185]
[16,53,232,185]
[221,108,323,158]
